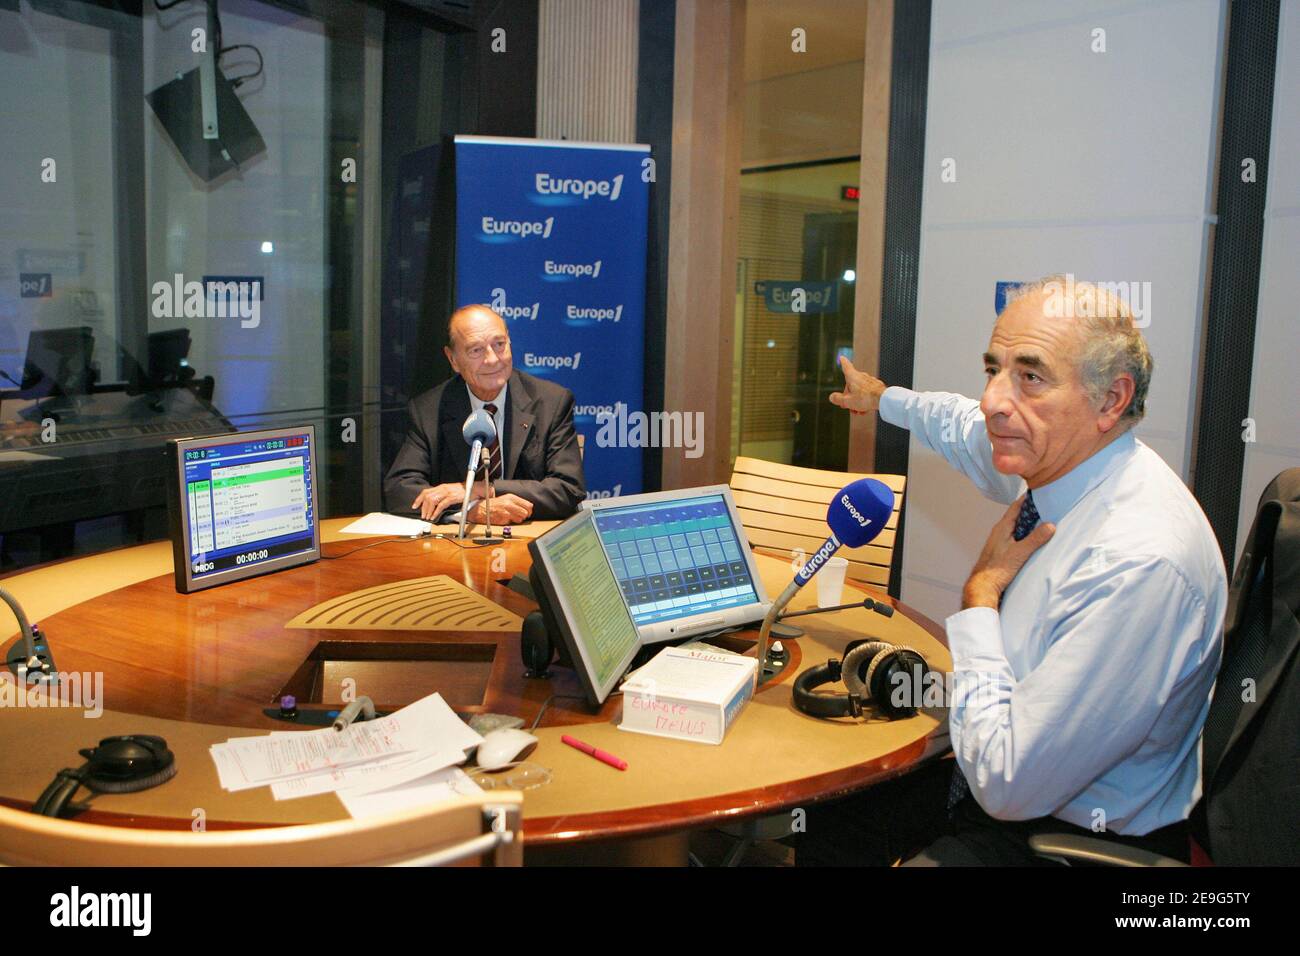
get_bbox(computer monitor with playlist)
[528,509,642,706]
[582,486,771,644]
[166,425,320,593]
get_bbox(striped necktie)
[948,490,1040,813]
[482,403,502,478]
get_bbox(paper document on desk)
[210,692,484,793]
[338,767,483,820]
[270,747,469,800]
[339,512,432,537]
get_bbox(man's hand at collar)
[962,494,1056,609]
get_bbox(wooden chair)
[0,791,523,867]
[729,456,906,592]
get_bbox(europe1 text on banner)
[454,135,651,498]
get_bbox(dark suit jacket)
[383,370,585,520]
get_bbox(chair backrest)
[0,791,523,867]
[1194,467,1300,865]
[729,456,906,590]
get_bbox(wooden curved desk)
[0,518,952,862]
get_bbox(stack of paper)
[210,693,486,818]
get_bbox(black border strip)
[1192,0,1280,572]
[635,0,675,494]
[876,0,931,596]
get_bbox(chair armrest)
[1028,833,1188,867]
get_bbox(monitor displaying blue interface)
[587,490,762,630]
[167,426,320,593]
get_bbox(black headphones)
[34,735,177,818]
[793,640,930,720]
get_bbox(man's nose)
[981,370,1015,420]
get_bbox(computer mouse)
[475,728,539,771]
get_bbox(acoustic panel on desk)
[285,576,521,632]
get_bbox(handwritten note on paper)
[210,693,485,793]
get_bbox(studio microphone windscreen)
[463,409,496,445]
[826,478,894,549]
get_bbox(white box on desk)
[618,646,758,745]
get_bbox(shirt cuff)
[944,605,1009,671]
[878,385,915,429]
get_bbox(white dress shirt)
[880,386,1226,835]
[466,381,507,480]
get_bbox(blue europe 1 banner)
[454,135,650,498]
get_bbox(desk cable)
[530,693,602,731]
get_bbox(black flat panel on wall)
[635,0,674,494]
[1193,0,1280,572]
[467,0,538,137]
[377,1,539,492]
[875,0,931,595]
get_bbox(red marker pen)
[562,734,628,771]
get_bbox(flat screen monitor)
[528,509,642,706]
[583,485,771,644]
[20,327,94,398]
[167,426,320,593]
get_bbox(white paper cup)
[816,557,849,608]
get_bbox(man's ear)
[1097,373,1135,432]
[443,345,456,373]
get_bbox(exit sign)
[841,185,860,201]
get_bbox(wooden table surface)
[0,517,952,850]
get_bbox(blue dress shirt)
[880,386,1227,835]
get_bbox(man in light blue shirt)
[808,275,1225,866]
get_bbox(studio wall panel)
[900,0,1226,621]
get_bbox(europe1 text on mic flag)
[755,477,895,685]
[793,477,895,586]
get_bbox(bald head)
[445,305,513,400]
[447,304,507,347]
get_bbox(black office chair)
[1031,468,1300,866]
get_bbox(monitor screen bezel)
[581,484,772,644]
[169,425,321,594]
[527,509,643,706]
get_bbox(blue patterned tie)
[948,491,1040,813]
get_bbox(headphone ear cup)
[866,647,929,719]
[793,660,861,719]
[841,641,893,700]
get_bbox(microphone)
[2,586,57,687]
[458,409,497,540]
[754,477,894,684]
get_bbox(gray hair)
[1002,274,1153,423]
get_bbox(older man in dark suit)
[383,304,585,523]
